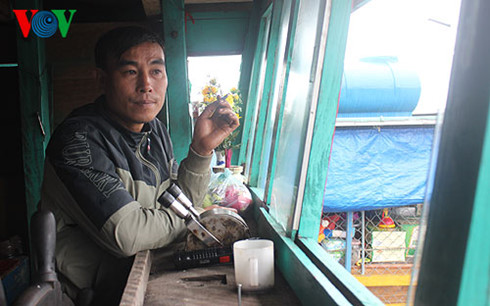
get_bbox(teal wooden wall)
[162,0,192,162]
[14,0,51,226]
[186,10,251,56]
[163,3,253,162]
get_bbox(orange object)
[378,208,395,229]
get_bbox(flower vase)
[215,150,225,166]
[225,149,233,168]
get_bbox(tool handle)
[31,209,57,283]
[159,192,176,209]
[159,192,191,219]
[168,184,200,218]
[167,183,182,199]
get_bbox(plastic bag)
[202,169,252,212]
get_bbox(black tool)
[173,247,233,269]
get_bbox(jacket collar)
[95,95,154,147]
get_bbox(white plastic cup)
[233,239,274,291]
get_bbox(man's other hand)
[191,97,240,156]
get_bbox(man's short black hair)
[95,26,165,70]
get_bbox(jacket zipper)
[136,132,161,206]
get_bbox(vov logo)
[13,10,77,38]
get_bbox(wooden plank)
[298,0,351,239]
[144,262,300,305]
[120,250,152,306]
[414,0,490,304]
[162,0,192,162]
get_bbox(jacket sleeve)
[175,146,213,208]
[42,120,187,258]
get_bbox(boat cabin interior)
[0,0,489,305]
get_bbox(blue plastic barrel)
[338,56,421,117]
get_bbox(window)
[237,0,489,304]
[240,0,380,303]
[318,0,460,304]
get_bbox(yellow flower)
[210,86,218,94]
[225,95,234,107]
[204,96,216,103]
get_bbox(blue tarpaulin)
[323,126,434,212]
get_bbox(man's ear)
[95,68,107,92]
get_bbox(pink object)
[225,149,233,168]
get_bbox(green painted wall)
[185,8,253,165]
[186,11,251,56]
[162,0,192,162]
[14,0,52,226]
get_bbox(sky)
[187,55,242,103]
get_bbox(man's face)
[100,42,167,132]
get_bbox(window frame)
[241,0,383,304]
[241,0,490,304]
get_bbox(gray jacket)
[40,96,210,298]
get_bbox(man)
[40,26,239,304]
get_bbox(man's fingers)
[200,96,233,118]
[200,100,221,117]
[216,108,240,128]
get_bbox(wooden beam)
[142,0,161,17]
[162,0,192,162]
[14,1,51,226]
[120,250,152,306]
